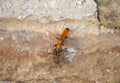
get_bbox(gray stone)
[95,0,120,28]
[0,0,97,23]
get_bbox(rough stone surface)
[0,18,120,83]
[95,0,120,28]
[0,0,97,23]
[0,18,100,36]
[0,0,120,83]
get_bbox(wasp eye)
[66,28,69,30]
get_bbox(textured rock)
[0,18,100,36]
[0,35,120,83]
[95,0,120,28]
[0,18,120,83]
[0,0,97,23]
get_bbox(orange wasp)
[53,27,78,64]
[53,28,71,64]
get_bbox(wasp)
[53,28,71,64]
[53,27,78,64]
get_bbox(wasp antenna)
[71,26,79,34]
[63,21,67,27]
[60,21,67,34]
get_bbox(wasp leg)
[53,48,57,55]
[54,55,60,64]
[65,36,68,39]
[56,37,60,40]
